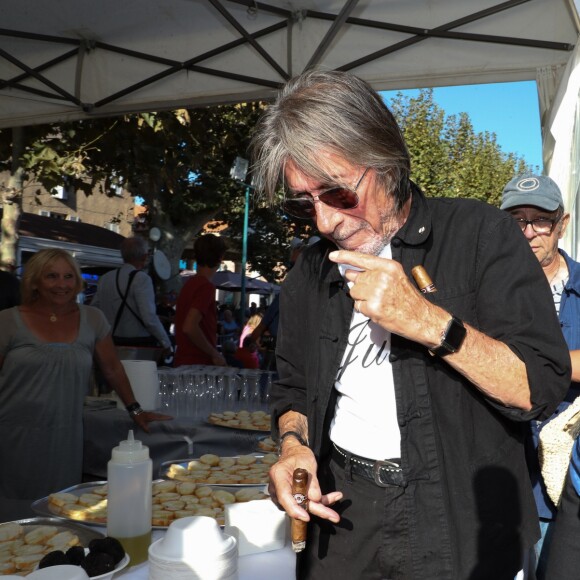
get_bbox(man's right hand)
[268,441,343,524]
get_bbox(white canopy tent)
[1,0,580,250]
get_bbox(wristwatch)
[430,315,466,357]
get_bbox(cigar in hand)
[411,265,437,293]
[291,468,309,553]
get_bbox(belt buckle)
[372,459,400,488]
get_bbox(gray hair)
[121,236,149,263]
[250,70,411,211]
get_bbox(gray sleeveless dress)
[0,305,109,500]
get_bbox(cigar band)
[294,493,308,509]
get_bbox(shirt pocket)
[422,285,477,327]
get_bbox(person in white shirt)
[92,236,171,355]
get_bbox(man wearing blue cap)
[501,174,580,579]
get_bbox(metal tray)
[205,409,271,433]
[31,481,109,526]
[205,418,271,433]
[0,516,105,576]
[159,452,278,486]
[0,516,104,544]
[31,481,268,530]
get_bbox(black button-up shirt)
[272,185,570,579]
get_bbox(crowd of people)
[0,237,275,521]
[2,68,580,579]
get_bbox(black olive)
[88,536,125,565]
[38,550,68,568]
[66,545,86,566]
[81,551,116,577]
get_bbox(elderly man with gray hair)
[92,236,171,355]
[251,70,570,580]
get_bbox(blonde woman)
[0,249,170,504]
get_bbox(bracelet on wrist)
[126,402,144,417]
[279,431,308,447]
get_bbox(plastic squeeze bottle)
[107,430,152,566]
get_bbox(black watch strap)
[430,315,466,357]
[279,431,308,447]
[126,401,144,417]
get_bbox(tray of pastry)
[0,516,104,576]
[206,410,271,432]
[159,452,279,486]
[31,481,269,529]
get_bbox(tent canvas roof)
[0,0,578,128]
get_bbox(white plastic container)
[107,430,152,566]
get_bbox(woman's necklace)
[31,306,76,322]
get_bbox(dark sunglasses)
[282,167,370,219]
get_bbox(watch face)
[444,317,466,352]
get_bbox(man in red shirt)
[174,234,227,366]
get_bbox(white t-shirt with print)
[329,245,401,460]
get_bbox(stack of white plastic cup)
[148,516,238,580]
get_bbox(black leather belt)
[332,443,404,488]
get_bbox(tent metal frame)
[0,0,573,117]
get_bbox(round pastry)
[200,454,220,466]
[46,531,79,549]
[176,482,196,496]
[261,453,279,465]
[48,492,79,507]
[0,523,23,542]
[152,510,174,527]
[0,561,16,574]
[24,525,58,546]
[212,490,236,505]
[194,486,213,498]
[13,552,44,572]
[152,480,177,494]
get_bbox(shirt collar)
[391,181,432,247]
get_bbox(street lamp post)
[230,156,251,326]
[240,182,250,325]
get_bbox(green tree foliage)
[388,89,531,206]
[1,105,307,285]
[1,88,534,278]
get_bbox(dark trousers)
[541,469,580,580]
[297,451,412,580]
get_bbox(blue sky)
[381,80,543,171]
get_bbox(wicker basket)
[539,396,580,506]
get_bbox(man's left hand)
[328,250,440,346]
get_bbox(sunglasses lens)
[319,188,358,210]
[283,188,359,219]
[283,199,316,219]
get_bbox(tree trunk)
[0,127,24,272]
[150,207,217,294]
